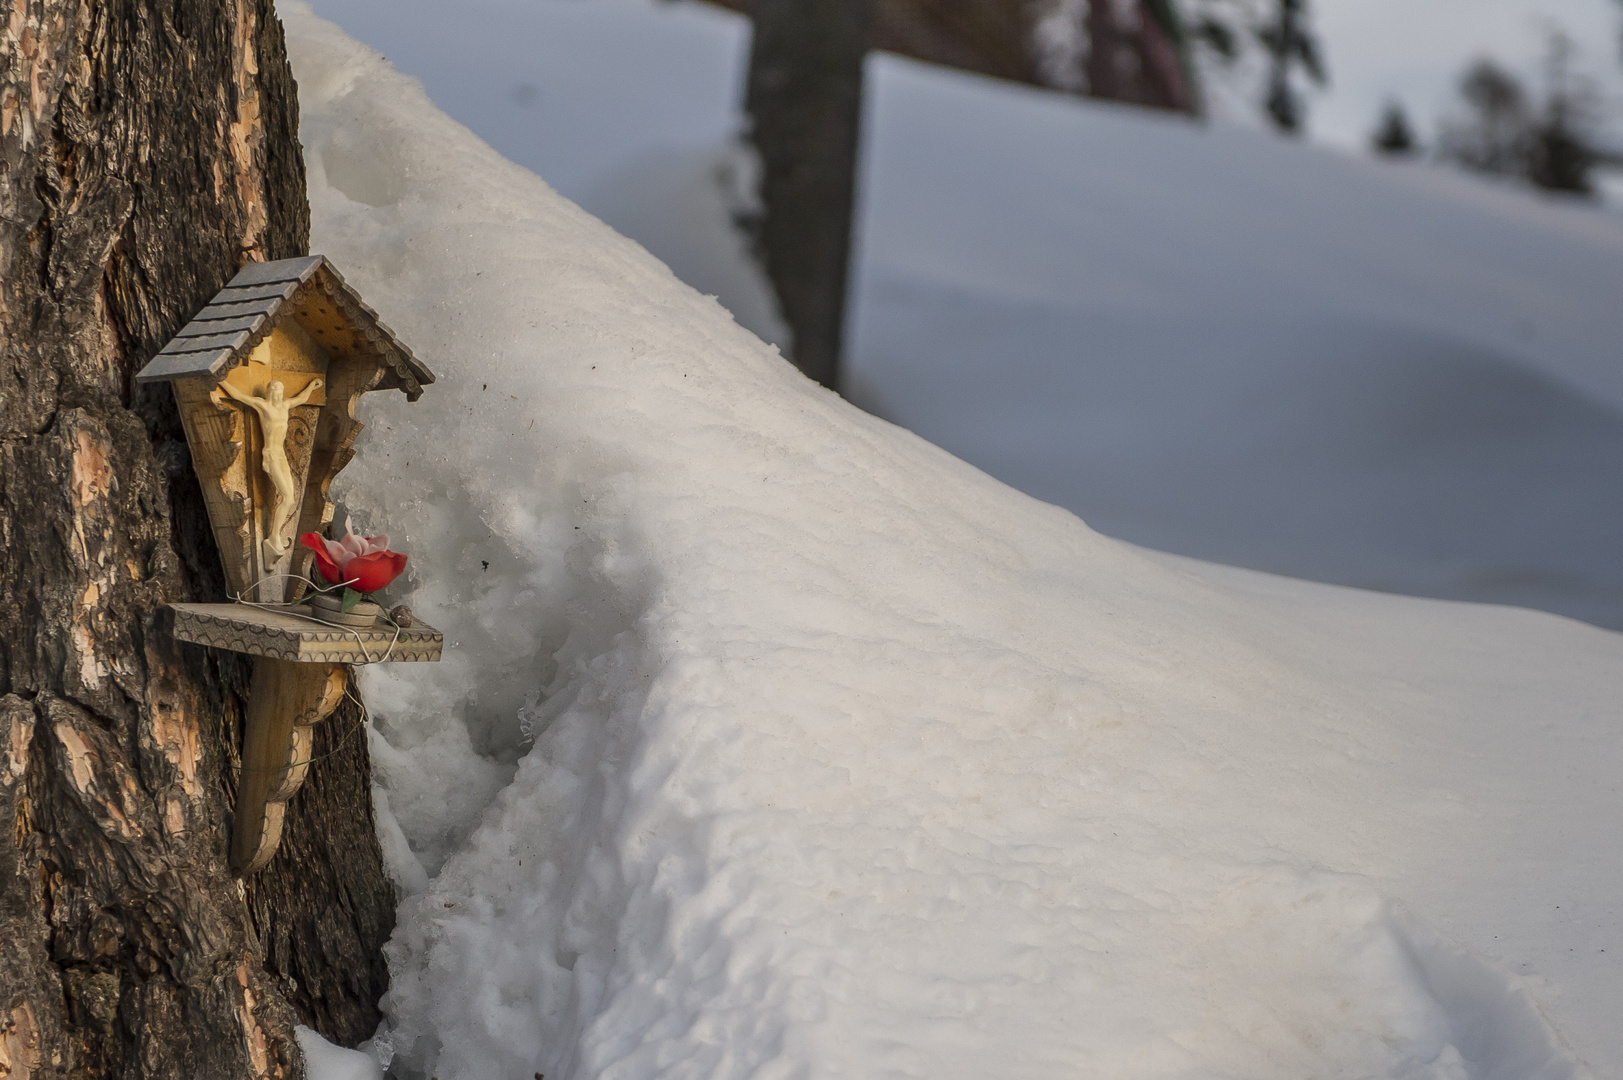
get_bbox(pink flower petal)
[320,536,351,567]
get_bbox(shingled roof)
[135,255,435,400]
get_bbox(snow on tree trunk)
[0,2,392,1075]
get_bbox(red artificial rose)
[300,523,409,594]
[342,549,409,593]
[301,532,344,584]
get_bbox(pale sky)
[1295,0,1623,150]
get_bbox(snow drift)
[846,61,1623,630]
[305,0,1623,632]
[585,59,1623,631]
[281,4,1623,1079]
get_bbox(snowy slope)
[848,63,1623,630]
[281,5,1623,1079]
[305,0,1623,632]
[575,64,1623,630]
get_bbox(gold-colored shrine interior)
[170,318,375,605]
[222,321,331,407]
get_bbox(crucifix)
[137,255,441,875]
[212,377,325,565]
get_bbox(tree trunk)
[0,2,395,1076]
[1086,0,1195,112]
[709,0,1199,113]
[744,0,872,391]
[710,0,1048,89]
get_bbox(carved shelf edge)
[169,603,443,664]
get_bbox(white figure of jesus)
[213,377,323,562]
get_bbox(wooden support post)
[231,660,348,875]
[167,601,441,874]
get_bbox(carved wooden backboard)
[173,323,332,604]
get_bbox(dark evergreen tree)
[1371,101,1419,156]
[1183,0,1324,132]
[1527,31,1596,194]
[1189,9,1239,63]
[1528,111,1595,193]
[1256,0,1326,134]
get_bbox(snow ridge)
[281,5,1617,1079]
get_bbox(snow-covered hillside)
[847,63,1623,630]
[279,4,1623,1079]
[307,0,1623,631]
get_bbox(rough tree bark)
[0,2,394,1077]
[744,0,873,391]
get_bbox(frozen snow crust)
[282,6,1622,1079]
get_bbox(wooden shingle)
[136,254,435,398]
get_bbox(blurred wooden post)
[745,0,873,391]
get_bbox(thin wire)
[227,572,403,664]
[223,571,405,772]
[235,570,352,603]
[236,682,374,773]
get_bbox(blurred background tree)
[1528,30,1597,193]
[1438,58,1533,175]
[1438,31,1598,196]
[1371,100,1420,156]
[1185,0,1326,133]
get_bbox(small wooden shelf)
[170,603,442,664]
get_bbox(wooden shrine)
[137,255,440,875]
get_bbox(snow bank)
[281,5,1622,1079]
[306,0,1623,630]
[580,59,1623,630]
[297,1027,381,1080]
[848,60,1623,629]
